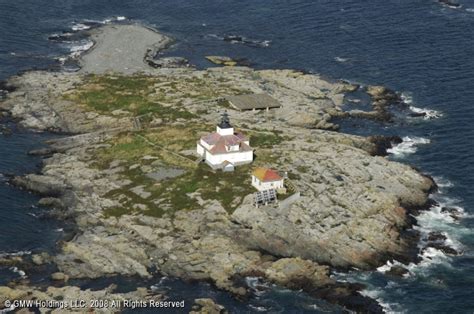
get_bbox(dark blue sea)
[1,0,473,312]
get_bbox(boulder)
[51,272,68,281]
[190,298,227,314]
[265,258,333,289]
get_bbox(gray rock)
[191,298,227,314]
[51,272,68,281]
[147,56,190,69]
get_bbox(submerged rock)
[424,244,461,256]
[386,265,409,277]
[438,0,461,8]
[205,56,249,67]
[427,231,447,242]
[364,85,405,122]
[441,206,463,220]
[146,56,190,68]
[367,135,403,156]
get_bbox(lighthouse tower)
[196,112,254,171]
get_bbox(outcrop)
[0,24,435,312]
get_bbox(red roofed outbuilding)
[251,167,285,191]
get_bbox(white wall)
[252,177,284,191]
[200,139,212,150]
[216,126,234,136]
[207,150,253,166]
[197,143,205,156]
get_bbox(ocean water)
[1,0,474,312]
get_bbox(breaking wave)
[409,106,443,120]
[206,34,271,48]
[387,136,430,156]
[359,288,398,313]
[52,16,130,65]
[0,250,31,258]
[71,16,128,32]
[334,56,349,63]
[401,92,442,120]
[68,40,94,58]
[9,266,26,278]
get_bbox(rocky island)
[0,24,435,313]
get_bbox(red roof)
[209,138,253,154]
[201,132,248,146]
[201,131,252,155]
[252,167,283,182]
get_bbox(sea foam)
[334,56,349,63]
[409,105,443,120]
[387,136,430,156]
[401,92,442,120]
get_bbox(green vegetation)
[66,74,196,120]
[95,124,256,218]
[296,165,310,174]
[103,162,255,218]
[66,74,256,120]
[67,74,292,218]
[249,131,284,148]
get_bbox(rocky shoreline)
[0,23,438,313]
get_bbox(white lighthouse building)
[197,112,254,171]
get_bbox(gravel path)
[79,24,171,74]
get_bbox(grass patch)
[66,74,253,121]
[66,75,195,120]
[103,163,255,218]
[97,124,255,218]
[249,131,284,148]
[296,165,310,173]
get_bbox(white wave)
[335,56,349,63]
[9,266,26,278]
[387,136,430,156]
[71,23,91,31]
[376,263,392,273]
[377,260,413,279]
[416,247,452,269]
[260,40,271,47]
[409,105,443,120]
[0,251,31,258]
[56,56,67,65]
[248,304,268,312]
[245,276,270,296]
[359,288,397,313]
[69,40,94,58]
[406,196,469,273]
[401,92,413,104]
[467,8,474,12]
[103,16,128,23]
[71,16,128,32]
[401,92,442,120]
[151,276,169,289]
[432,176,454,189]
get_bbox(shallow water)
[1,0,473,312]
[0,123,62,285]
